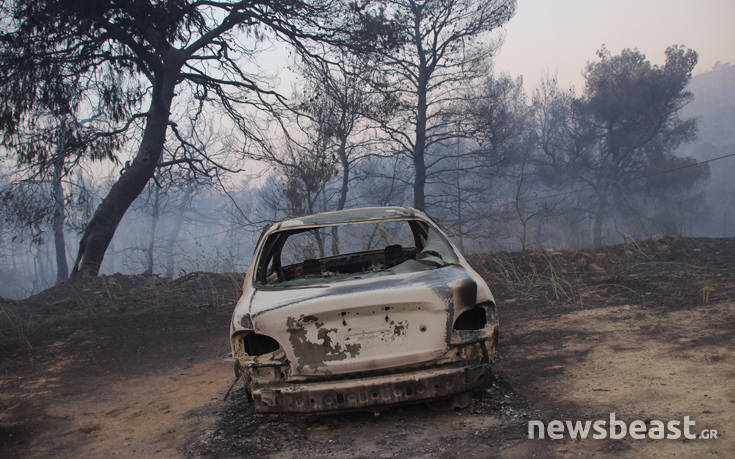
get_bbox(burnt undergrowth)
[469,236,735,316]
[3,236,735,374]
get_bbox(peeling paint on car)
[286,315,362,373]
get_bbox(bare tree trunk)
[593,198,606,249]
[593,214,603,249]
[517,212,528,250]
[71,70,178,278]
[32,246,40,292]
[454,154,466,253]
[412,12,428,212]
[331,136,350,255]
[52,131,68,283]
[413,72,427,211]
[336,136,350,211]
[303,189,325,257]
[514,157,529,251]
[314,229,325,258]
[456,199,465,253]
[164,213,184,278]
[145,183,160,274]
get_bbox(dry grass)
[0,301,34,362]
[469,235,735,313]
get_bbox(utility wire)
[493,152,735,209]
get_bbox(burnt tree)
[364,0,515,210]
[0,0,385,277]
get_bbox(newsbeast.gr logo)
[528,413,719,440]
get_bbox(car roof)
[274,206,428,230]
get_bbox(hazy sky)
[493,0,735,92]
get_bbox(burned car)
[230,206,498,413]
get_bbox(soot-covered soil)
[1,236,733,457]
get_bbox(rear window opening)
[255,219,459,288]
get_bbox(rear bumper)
[247,324,497,413]
[253,363,491,413]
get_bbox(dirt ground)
[1,236,733,457]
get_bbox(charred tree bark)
[412,63,428,211]
[71,70,178,278]
[410,4,429,212]
[336,136,350,211]
[454,153,466,254]
[331,135,350,255]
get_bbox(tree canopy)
[535,45,704,246]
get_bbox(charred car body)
[230,206,498,413]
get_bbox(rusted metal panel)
[233,324,498,413]
[252,364,491,413]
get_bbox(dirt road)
[1,237,733,457]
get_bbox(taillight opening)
[453,305,488,330]
[243,333,280,355]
